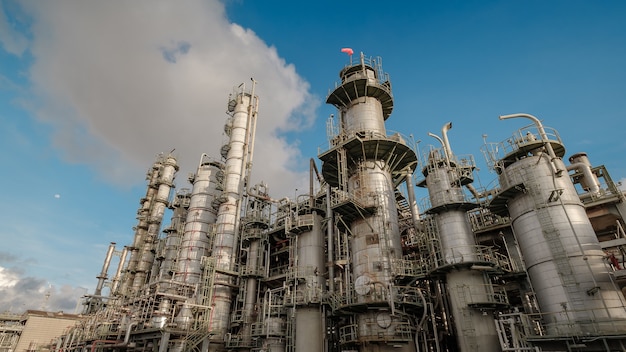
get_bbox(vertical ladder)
[423,216,441,268]
[326,114,338,147]
[285,311,296,352]
[337,148,349,192]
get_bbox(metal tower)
[319,52,419,352]
[487,113,626,350]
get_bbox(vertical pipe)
[94,242,116,296]
[111,246,128,296]
[326,186,335,293]
[404,171,420,229]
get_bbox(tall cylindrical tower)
[209,83,258,345]
[286,195,326,352]
[121,153,176,298]
[175,155,223,285]
[421,124,503,352]
[236,183,271,346]
[319,53,418,351]
[158,188,191,283]
[488,114,626,336]
[131,153,178,293]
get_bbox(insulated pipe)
[404,171,420,229]
[567,162,601,195]
[428,132,450,166]
[326,186,335,293]
[441,122,454,162]
[246,78,259,167]
[499,113,564,174]
[568,152,602,196]
[310,158,315,204]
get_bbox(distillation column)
[121,154,177,298]
[235,183,271,348]
[132,153,178,293]
[176,155,223,286]
[421,123,501,352]
[210,84,258,347]
[320,53,417,351]
[83,242,117,314]
[157,188,191,283]
[290,199,325,352]
[488,114,626,341]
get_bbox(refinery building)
[5,53,626,352]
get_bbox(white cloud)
[0,0,321,314]
[0,264,84,313]
[0,268,84,313]
[18,0,317,197]
[0,266,19,288]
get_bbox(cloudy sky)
[1,0,626,312]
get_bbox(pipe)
[499,113,564,174]
[123,322,137,344]
[428,132,450,166]
[441,122,453,163]
[567,162,601,195]
[326,186,335,293]
[404,171,420,229]
[310,158,315,205]
[465,183,481,200]
[111,246,128,295]
[89,340,122,352]
[94,242,116,296]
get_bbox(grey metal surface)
[175,156,222,284]
[501,138,626,332]
[211,90,257,338]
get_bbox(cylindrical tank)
[294,211,325,352]
[132,154,178,293]
[211,90,257,338]
[159,189,191,282]
[501,148,626,333]
[423,141,500,352]
[120,159,162,297]
[175,157,223,284]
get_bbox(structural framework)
[36,53,626,352]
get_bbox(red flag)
[341,48,354,56]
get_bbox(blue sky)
[1,0,625,312]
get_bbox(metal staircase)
[182,257,216,352]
